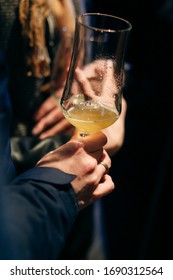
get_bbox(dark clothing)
[0,1,93,260]
[0,168,78,260]
[0,0,83,138]
[0,53,78,259]
[0,51,15,184]
[91,0,173,259]
[0,0,85,174]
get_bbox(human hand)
[32,93,74,139]
[36,131,115,210]
[71,63,127,156]
[72,60,118,106]
[103,97,127,156]
[33,60,127,157]
[32,30,74,140]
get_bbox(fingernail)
[32,127,39,135]
[39,133,47,139]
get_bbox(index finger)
[34,96,57,121]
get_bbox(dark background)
[88,0,173,259]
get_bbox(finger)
[102,97,127,156]
[99,150,111,169]
[72,157,112,192]
[77,175,115,210]
[38,118,72,139]
[34,96,57,121]
[99,162,109,174]
[92,174,115,199]
[37,141,97,176]
[37,140,84,166]
[32,108,63,136]
[74,67,95,99]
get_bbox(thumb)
[70,130,107,153]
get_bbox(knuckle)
[89,174,99,186]
[76,152,97,173]
[84,159,97,173]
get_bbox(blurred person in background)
[0,51,115,259]
[0,0,83,173]
[90,0,173,259]
[0,0,128,260]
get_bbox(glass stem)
[79,133,89,137]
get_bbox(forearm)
[0,167,78,259]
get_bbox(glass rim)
[77,13,132,33]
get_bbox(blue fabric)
[0,51,78,259]
[0,169,78,259]
[0,51,15,184]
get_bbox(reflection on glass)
[60,13,132,136]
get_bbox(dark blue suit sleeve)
[0,52,79,259]
[0,167,78,260]
[0,51,15,184]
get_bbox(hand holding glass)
[60,13,132,136]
